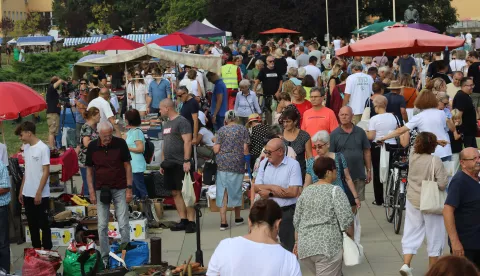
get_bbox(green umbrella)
[352,20,396,34]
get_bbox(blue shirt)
[211,79,228,117]
[148,79,171,109]
[255,156,303,207]
[0,162,10,206]
[126,128,146,173]
[75,98,87,124]
[234,91,262,118]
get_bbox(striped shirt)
[0,162,10,206]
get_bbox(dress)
[283,130,310,179]
[249,124,269,157]
[127,82,147,111]
[78,123,98,166]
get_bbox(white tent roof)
[202,19,232,37]
[73,44,222,78]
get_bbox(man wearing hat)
[385,80,408,126]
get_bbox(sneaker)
[220,224,229,231]
[185,221,196,233]
[235,218,244,226]
[170,222,187,232]
[399,264,413,276]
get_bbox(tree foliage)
[87,2,113,34]
[208,0,357,40]
[53,0,95,36]
[0,17,14,38]
[361,0,457,33]
[17,12,41,35]
[157,0,208,34]
[106,0,163,34]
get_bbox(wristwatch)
[183,159,190,163]
[269,192,274,197]
[126,185,133,190]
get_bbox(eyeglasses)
[263,147,281,155]
[462,156,480,161]
[312,142,329,150]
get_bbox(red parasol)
[259,28,300,34]
[336,24,465,57]
[148,32,212,46]
[78,36,143,51]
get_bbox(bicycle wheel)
[394,188,405,234]
[384,172,395,223]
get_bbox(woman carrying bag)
[399,132,448,276]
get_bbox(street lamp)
[356,0,359,39]
[326,0,330,46]
[393,0,396,21]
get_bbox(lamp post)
[356,0,359,39]
[326,0,330,46]
[393,0,396,21]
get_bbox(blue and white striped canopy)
[122,34,161,44]
[64,36,103,47]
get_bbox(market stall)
[16,36,54,47]
[63,36,105,47]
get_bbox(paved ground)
[10,175,449,275]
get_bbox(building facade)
[0,0,52,22]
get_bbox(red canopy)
[0,82,47,120]
[78,36,143,51]
[259,28,300,34]
[336,25,465,57]
[148,32,212,46]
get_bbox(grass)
[2,110,48,156]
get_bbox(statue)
[404,5,419,23]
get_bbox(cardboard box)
[87,205,97,216]
[65,206,87,217]
[25,226,75,247]
[208,192,245,212]
[153,200,163,219]
[108,219,147,240]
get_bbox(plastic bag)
[63,248,102,276]
[343,232,365,266]
[22,248,62,276]
[109,241,149,269]
[182,173,196,207]
[379,144,389,183]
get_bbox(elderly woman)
[213,110,250,230]
[399,132,448,275]
[248,60,264,94]
[234,55,247,77]
[294,156,354,276]
[380,89,454,162]
[282,67,302,95]
[366,95,400,206]
[291,86,312,126]
[234,79,262,125]
[208,199,301,276]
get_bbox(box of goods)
[65,206,87,217]
[87,205,97,216]
[82,217,98,230]
[108,219,147,240]
[25,226,75,246]
[208,192,245,212]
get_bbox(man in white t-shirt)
[87,88,120,136]
[303,56,322,87]
[15,121,52,250]
[350,35,356,45]
[343,61,374,124]
[466,32,473,45]
[308,44,322,67]
[333,36,342,50]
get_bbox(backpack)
[135,128,155,164]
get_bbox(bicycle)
[383,147,409,234]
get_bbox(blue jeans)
[0,206,10,273]
[96,189,130,260]
[214,115,225,131]
[80,167,89,196]
[133,172,148,198]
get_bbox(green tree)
[87,2,113,34]
[158,0,208,34]
[53,0,95,36]
[18,12,41,35]
[0,17,14,38]
[38,13,52,35]
[107,0,163,34]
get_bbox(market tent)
[259,28,300,34]
[122,34,161,43]
[202,19,232,37]
[16,36,54,46]
[73,44,222,79]
[64,36,104,47]
[407,23,439,33]
[78,36,143,51]
[7,39,17,45]
[352,21,395,34]
[179,20,226,37]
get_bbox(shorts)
[46,113,60,135]
[353,179,366,201]
[163,163,185,191]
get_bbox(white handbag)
[360,99,371,121]
[332,187,364,266]
[420,157,447,214]
[379,144,390,183]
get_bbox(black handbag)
[203,161,217,186]
[100,186,112,204]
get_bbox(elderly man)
[159,99,196,233]
[444,147,480,268]
[88,87,120,137]
[254,138,302,251]
[86,121,132,263]
[254,55,283,125]
[447,71,464,101]
[343,62,374,124]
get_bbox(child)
[449,109,463,174]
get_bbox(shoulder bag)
[420,156,447,214]
[332,186,364,266]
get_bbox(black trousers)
[0,205,10,273]
[24,196,52,250]
[371,143,394,205]
[463,135,478,149]
[465,250,480,270]
[279,204,295,252]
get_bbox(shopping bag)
[379,144,389,183]
[420,157,447,215]
[182,173,196,207]
[353,212,361,244]
[109,241,149,269]
[63,248,102,276]
[22,248,62,276]
[361,101,371,121]
[443,160,455,177]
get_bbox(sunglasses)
[263,147,281,155]
[312,142,329,150]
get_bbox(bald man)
[254,138,302,251]
[87,87,120,136]
[444,147,480,268]
[159,99,196,233]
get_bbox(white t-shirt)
[303,65,321,86]
[350,38,356,44]
[466,33,473,44]
[449,59,466,72]
[207,237,301,276]
[22,141,50,198]
[405,108,452,158]
[345,72,374,115]
[368,113,398,144]
[190,79,200,97]
[199,127,215,147]
[333,39,341,50]
[286,57,299,72]
[0,143,8,166]
[88,97,114,124]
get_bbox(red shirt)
[330,83,346,122]
[293,100,312,126]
